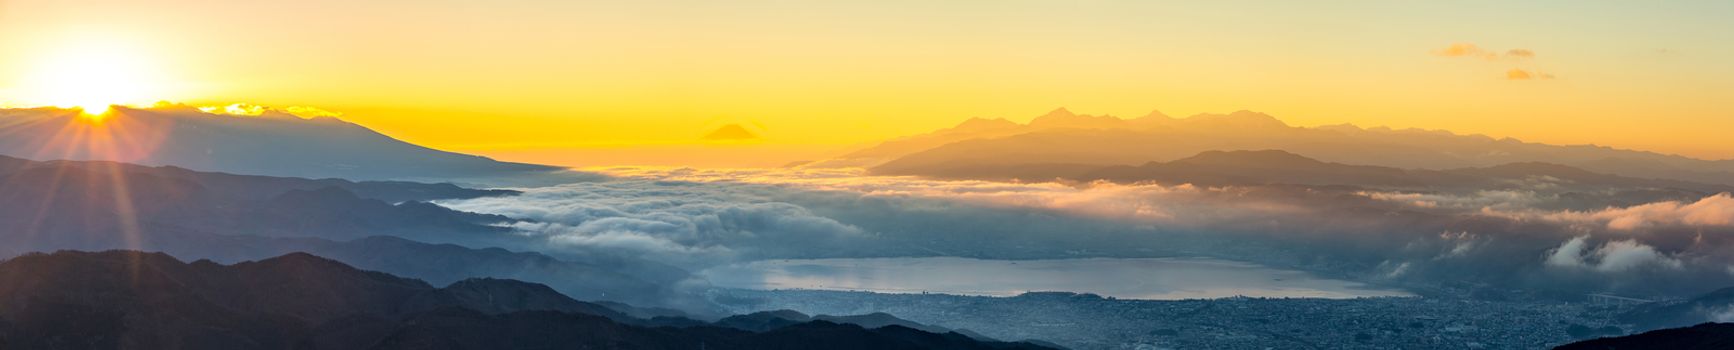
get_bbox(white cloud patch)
[1359,190,1545,210]
[1436,231,1482,259]
[440,166,1346,267]
[594,167,1316,227]
[1546,236,1683,273]
[199,103,269,116]
[438,179,867,267]
[1530,193,1734,231]
[1710,306,1734,323]
[1600,193,1733,230]
[1369,190,1734,231]
[190,103,342,119]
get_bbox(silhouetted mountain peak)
[1123,110,1178,129]
[703,124,760,141]
[263,251,336,264]
[248,251,393,276]
[1039,107,1076,119]
[856,312,898,319]
[1029,108,1125,129]
[1028,108,1078,125]
[716,309,817,331]
[404,278,632,320]
[238,251,431,289]
[759,309,814,320]
[868,107,1734,186]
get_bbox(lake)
[699,257,1412,299]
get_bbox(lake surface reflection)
[700,257,1412,299]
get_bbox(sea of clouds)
[438,167,1734,298]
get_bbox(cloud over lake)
[441,167,1734,297]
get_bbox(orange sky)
[2,0,1731,166]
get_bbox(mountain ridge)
[0,154,697,311]
[857,109,1734,186]
[0,250,1056,350]
[0,106,573,184]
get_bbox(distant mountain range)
[0,250,1055,350]
[0,106,575,184]
[821,108,1734,186]
[806,108,1172,168]
[0,154,513,245]
[0,154,695,310]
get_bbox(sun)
[20,40,170,115]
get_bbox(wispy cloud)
[1505,68,1557,81]
[1432,43,1536,61]
[1433,43,1497,59]
[1506,69,1534,80]
[1433,43,1554,80]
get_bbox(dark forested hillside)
[0,251,1055,350]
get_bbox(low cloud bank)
[442,167,1734,298]
[439,179,869,267]
[1531,193,1734,231]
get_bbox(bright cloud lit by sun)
[14,39,177,115]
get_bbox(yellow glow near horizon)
[2,1,1733,166]
[18,40,169,116]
